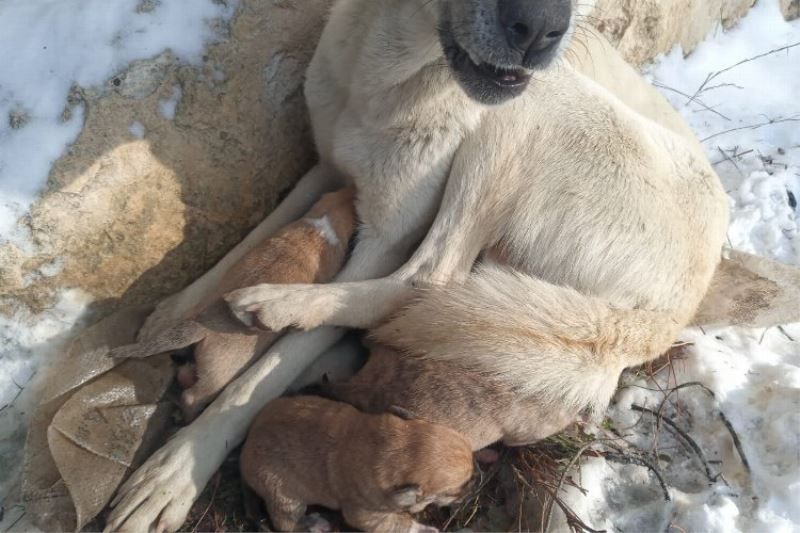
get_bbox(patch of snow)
[567,2,800,531]
[37,258,64,278]
[159,84,183,120]
[0,0,237,247]
[0,289,92,512]
[129,121,146,139]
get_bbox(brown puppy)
[325,340,576,451]
[110,188,356,418]
[240,396,474,533]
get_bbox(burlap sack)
[21,306,175,532]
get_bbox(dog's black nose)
[498,0,571,60]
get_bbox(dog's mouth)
[473,60,532,88]
[441,32,534,105]
[450,40,533,89]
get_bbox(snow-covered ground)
[566,2,800,531]
[0,0,798,531]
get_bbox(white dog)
[106,0,731,531]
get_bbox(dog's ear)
[391,484,422,508]
[388,405,415,420]
[694,250,800,328]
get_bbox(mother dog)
[106,0,728,530]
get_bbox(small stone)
[111,52,173,99]
[9,109,30,129]
[67,85,84,106]
[135,0,161,14]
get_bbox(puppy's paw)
[225,284,340,331]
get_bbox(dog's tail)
[371,264,681,415]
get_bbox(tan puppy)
[110,188,356,418]
[167,304,590,453]
[326,341,570,451]
[240,396,474,533]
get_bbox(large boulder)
[591,0,757,66]
[1,0,757,320]
[0,0,330,320]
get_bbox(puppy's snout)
[498,0,571,62]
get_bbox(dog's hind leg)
[108,321,208,359]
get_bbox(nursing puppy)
[325,340,572,451]
[240,396,473,533]
[109,188,356,418]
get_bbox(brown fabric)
[22,306,175,532]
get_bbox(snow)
[129,121,146,139]
[0,0,237,247]
[0,289,92,512]
[565,2,800,531]
[159,84,183,120]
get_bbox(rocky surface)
[0,0,757,322]
[591,0,758,66]
[0,0,329,320]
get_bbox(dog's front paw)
[104,426,215,533]
[225,284,339,331]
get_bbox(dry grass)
[183,453,251,533]
[421,426,608,533]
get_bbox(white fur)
[106,1,730,531]
[307,215,340,246]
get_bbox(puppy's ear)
[388,405,415,420]
[391,484,422,508]
[475,448,501,464]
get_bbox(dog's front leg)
[137,164,343,340]
[104,237,408,533]
[227,167,491,331]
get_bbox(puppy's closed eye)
[388,405,416,420]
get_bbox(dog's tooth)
[466,48,484,66]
